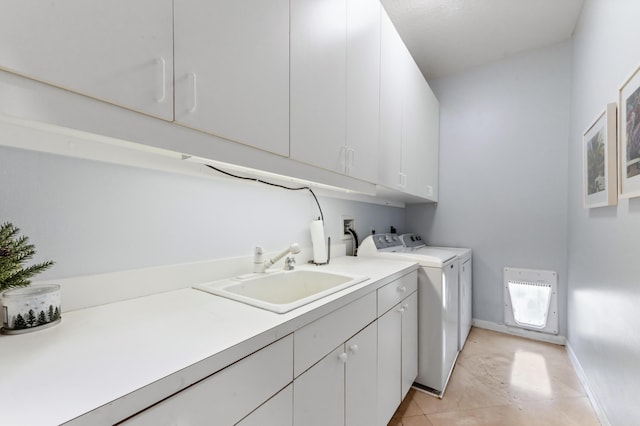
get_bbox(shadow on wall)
[629,197,640,214]
[405,203,436,242]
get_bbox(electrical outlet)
[341,216,355,240]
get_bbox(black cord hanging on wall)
[203,164,324,221]
[346,227,359,256]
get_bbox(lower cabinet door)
[345,322,377,426]
[237,384,293,426]
[401,292,418,398]
[377,305,402,425]
[294,345,346,426]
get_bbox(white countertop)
[0,256,417,425]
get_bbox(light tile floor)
[389,327,600,426]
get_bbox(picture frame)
[583,103,617,208]
[619,65,640,199]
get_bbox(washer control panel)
[371,233,402,250]
[399,233,426,249]
[358,233,404,255]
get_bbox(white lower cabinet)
[377,300,402,424]
[294,321,377,426]
[122,335,293,426]
[237,384,293,426]
[294,344,346,426]
[401,292,419,398]
[345,322,378,426]
[377,288,418,425]
[121,272,418,426]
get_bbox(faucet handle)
[253,246,265,273]
[284,256,296,271]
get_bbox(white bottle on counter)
[310,219,327,264]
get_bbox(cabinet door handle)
[349,344,359,354]
[397,286,407,293]
[188,72,198,113]
[398,307,406,314]
[156,57,166,103]
[398,172,407,189]
[338,352,348,363]
[402,303,409,310]
[339,146,347,171]
[346,147,355,173]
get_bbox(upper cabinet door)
[402,58,439,200]
[378,9,406,190]
[290,0,347,172]
[402,59,429,199]
[0,0,173,121]
[346,0,381,183]
[174,0,290,157]
[420,79,440,201]
[379,6,439,200]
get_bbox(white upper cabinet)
[346,0,381,183]
[402,59,439,200]
[290,0,347,172]
[379,7,439,201]
[291,0,380,182]
[0,0,437,201]
[174,0,290,157]
[421,80,440,201]
[0,0,174,121]
[378,9,407,190]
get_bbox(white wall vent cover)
[503,267,558,335]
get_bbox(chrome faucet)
[255,243,301,273]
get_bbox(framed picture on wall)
[583,103,617,208]
[619,65,640,198]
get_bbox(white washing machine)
[399,234,473,350]
[359,233,460,396]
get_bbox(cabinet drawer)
[377,271,418,316]
[123,334,293,426]
[294,291,376,377]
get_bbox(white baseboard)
[472,319,566,345]
[566,342,610,426]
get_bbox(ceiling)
[380,0,585,80]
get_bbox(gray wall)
[568,0,640,424]
[407,42,572,335]
[0,145,405,280]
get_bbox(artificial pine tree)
[37,310,47,326]
[26,309,37,327]
[0,222,54,292]
[13,313,27,329]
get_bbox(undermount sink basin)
[194,269,369,313]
